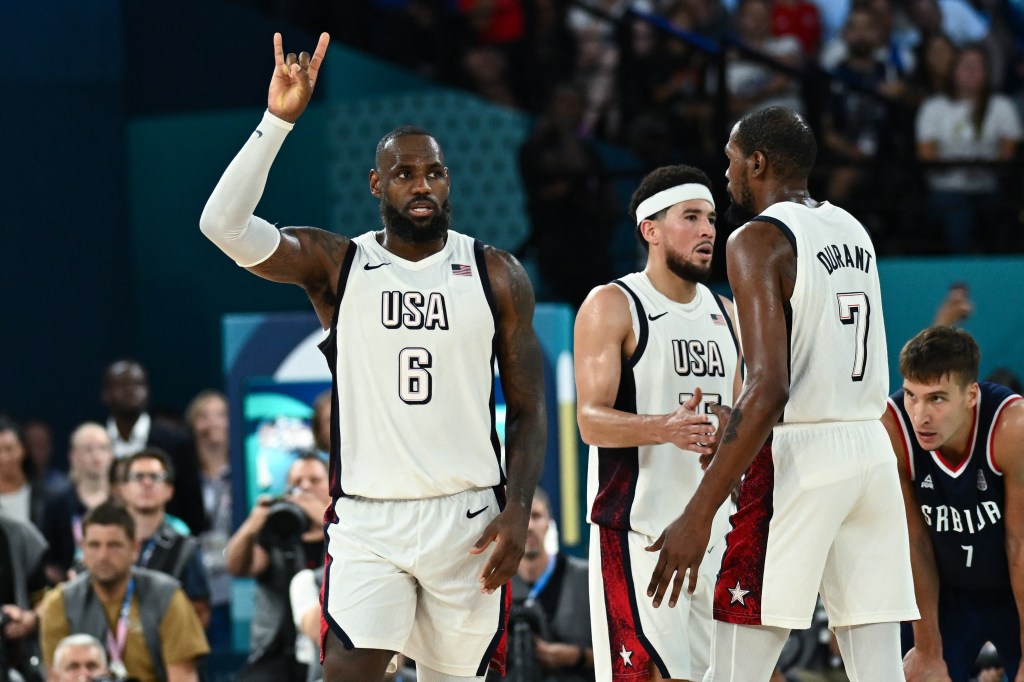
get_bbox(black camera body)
[257,498,312,548]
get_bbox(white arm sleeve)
[199,110,294,267]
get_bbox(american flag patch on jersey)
[451,263,473,277]
[711,313,727,326]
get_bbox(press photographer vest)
[62,568,178,682]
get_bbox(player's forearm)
[199,111,291,266]
[577,405,677,449]
[503,404,547,509]
[1007,534,1024,651]
[908,532,944,652]
[687,382,785,516]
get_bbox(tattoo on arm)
[720,407,743,446]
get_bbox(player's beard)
[381,196,452,244]
[666,249,712,283]
[725,180,757,227]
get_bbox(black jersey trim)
[751,215,798,258]
[474,239,498,321]
[317,241,358,356]
[712,293,740,355]
[612,280,648,368]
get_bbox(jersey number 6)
[399,347,433,404]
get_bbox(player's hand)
[645,508,712,608]
[534,638,583,669]
[470,501,528,593]
[665,387,715,455]
[902,647,952,682]
[700,403,733,469]
[269,32,330,123]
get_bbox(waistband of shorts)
[341,486,496,503]
[772,419,881,434]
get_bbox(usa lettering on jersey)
[381,291,450,330]
[672,339,727,377]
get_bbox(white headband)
[635,183,715,226]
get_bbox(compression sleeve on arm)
[199,110,294,267]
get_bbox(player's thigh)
[820,452,917,626]
[323,497,418,652]
[590,525,712,681]
[406,489,508,678]
[939,586,1019,681]
[717,438,856,630]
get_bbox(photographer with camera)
[503,489,593,682]
[225,452,330,682]
[49,634,109,682]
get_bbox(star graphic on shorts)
[728,581,751,606]
[619,644,634,668]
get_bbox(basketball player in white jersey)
[646,107,919,681]
[575,165,742,681]
[199,33,547,682]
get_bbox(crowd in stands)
[241,0,1024,300]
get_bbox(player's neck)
[760,182,817,210]
[938,415,975,463]
[378,229,447,262]
[645,266,698,304]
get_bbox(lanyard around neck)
[526,554,557,604]
[106,576,135,671]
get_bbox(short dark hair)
[184,389,226,429]
[732,106,817,182]
[629,165,714,251]
[375,126,439,167]
[124,447,175,484]
[899,326,980,387]
[82,500,136,541]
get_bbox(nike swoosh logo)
[466,506,489,519]
[648,312,668,321]
[254,130,263,138]
[364,262,391,270]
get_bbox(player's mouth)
[406,200,436,218]
[694,243,714,259]
[915,430,939,446]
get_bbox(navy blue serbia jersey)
[887,382,1022,590]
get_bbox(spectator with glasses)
[120,449,211,627]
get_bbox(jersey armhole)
[751,215,798,258]
[886,398,915,481]
[612,280,647,367]
[317,243,358,355]
[987,395,1023,475]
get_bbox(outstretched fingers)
[307,32,330,90]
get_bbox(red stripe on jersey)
[714,443,775,625]
[599,526,651,679]
[481,582,511,676]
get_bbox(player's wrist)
[263,109,295,132]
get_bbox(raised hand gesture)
[268,32,330,123]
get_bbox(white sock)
[833,622,903,681]
[703,621,790,681]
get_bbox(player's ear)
[965,382,980,409]
[751,151,766,176]
[369,169,381,198]
[639,219,658,246]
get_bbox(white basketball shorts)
[713,420,920,629]
[321,487,509,677]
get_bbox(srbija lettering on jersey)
[319,231,501,499]
[888,382,1020,589]
[587,273,739,539]
[752,202,888,423]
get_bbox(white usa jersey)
[587,272,739,538]
[753,201,888,424]
[319,230,502,499]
